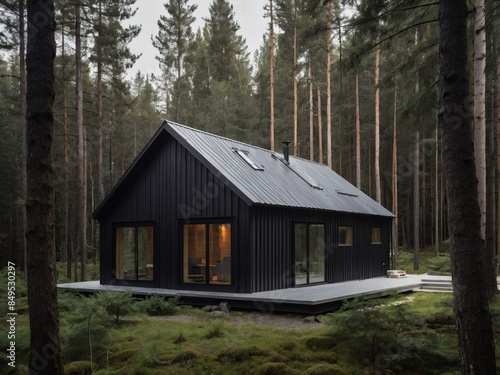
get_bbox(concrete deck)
[58,274,438,314]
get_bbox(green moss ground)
[2,263,500,374]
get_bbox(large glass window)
[339,226,354,246]
[294,223,325,285]
[183,223,232,285]
[116,226,154,281]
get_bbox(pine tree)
[153,0,197,123]
[25,0,64,372]
[438,1,496,372]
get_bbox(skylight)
[233,148,263,171]
[271,153,323,190]
[290,162,323,190]
[336,189,358,197]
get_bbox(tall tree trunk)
[497,22,500,281]
[26,0,63,373]
[338,17,342,175]
[293,23,297,156]
[62,17,71,279]
[486,81,497,298]
[76,3,87,281]
[392,79,398,269]
[478,0,496,299]
[474,0,487,240]
[97,0,104,203]
[414,131,419,270]
[317,87,323,164]
[19,0,27,275]
[435,122,439,255]
[374,37,381,204]
[309,52,313,161]
[438,2,496,372]
[355,73,361,189]
[270,0,274,151]
[422,141,426,247]
[326,0,332,168]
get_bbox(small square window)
[339,226,353,246]
[371,227,382,244]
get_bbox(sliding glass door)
[294,223,325,285]
[183,223,232,285]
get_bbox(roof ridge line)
[165,120,329,167]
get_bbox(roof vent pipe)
[282,141,291,163]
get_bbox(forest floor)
[2,246,491,374]
[153,310,328,330]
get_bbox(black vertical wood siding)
[97,132,250,292]
[97,131,391,294]
[250,206,391,292]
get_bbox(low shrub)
[65,361,98,375]
[140,295,179,316]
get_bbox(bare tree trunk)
[435,121,439,255]
[422,141,426,247]
[474,0,487,240]
[374,37,381,204]
[486,83,497,298]
[338,17,342,175]
[355,73,361,189]
[19,0,27,275]
[309,52,313,161]
[62,18,71,279]
[76,4,87,281]
[497,25,500,281]
[317,87,323,164]
[293,23,297,156]
[26,0,63,372]
[270,0,274,151]
[97,0,105,203]
[439,2,496,372]
[414,131,419,270]
[392,80,398,269]
[326,0,332,168]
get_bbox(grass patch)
[397,241,452,275]
[5,268,500,374]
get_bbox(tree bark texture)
[413,131,419,270]
[293,23,297,156]
[97,0,105,203]
[317,87,323,164]
[270,0,275,152]
[76,4,87,281]
[438,1,496,373]
[309,52,313,161]
[474,0,486,240]
[26,0,64,373]
[326,0,332,168]
[355,73,361,189]
[374,37,381,204]
[20,0,27,275]
[392,81,398,268]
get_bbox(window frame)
[112,222,155,284]
[338,225,354,247]
[293,222,326,286]
[371,227,382,244]
[181,219,234,287]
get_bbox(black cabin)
[93,121,395,293]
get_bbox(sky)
[127,0,269,80]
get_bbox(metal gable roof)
[165,121,394,218]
